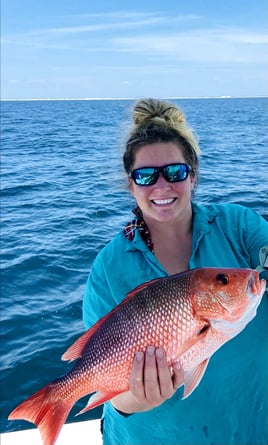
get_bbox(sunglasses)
[129,163,192,186]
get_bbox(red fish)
[8,268,266,445]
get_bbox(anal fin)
[76,390,123,415]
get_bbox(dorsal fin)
[62,277,162,362]
[126,277,162,299]
[61,322,105,362]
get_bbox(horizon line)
[1,95,268,102]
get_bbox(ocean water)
[1,97,267,433]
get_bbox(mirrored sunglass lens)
[133,168,157,185]
[164,164,187,182]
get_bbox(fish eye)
[216,274,229,285]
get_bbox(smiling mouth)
[151,198,177,205]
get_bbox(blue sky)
[2,0,268,100]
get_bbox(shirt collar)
[124,202,220,252]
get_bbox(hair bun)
[133,98,185,129]
[131,98,200,156]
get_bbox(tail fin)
[8,383,73,445]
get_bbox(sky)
[1,0,268,100]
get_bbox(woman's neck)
[144,211,193,275]
[144,206,193,240]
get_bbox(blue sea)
[1,97,268,433]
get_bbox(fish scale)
[8,268,266,445]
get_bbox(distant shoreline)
[1,96,268,102]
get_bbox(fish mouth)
[151,198,177,206]
[245,271,266,318]
[247,270,266,300]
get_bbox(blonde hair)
[123,98,201,179]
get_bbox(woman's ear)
[190,172,196,191]
[128,177,135,197]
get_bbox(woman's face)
[129,142,195,225]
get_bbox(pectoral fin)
[182,359,209,399]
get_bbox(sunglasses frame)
[129,163,192,186]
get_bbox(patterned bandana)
[123,207,154,252]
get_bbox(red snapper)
[8,267,266,445]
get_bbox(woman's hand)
[111,346,183,414]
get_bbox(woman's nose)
[153,172,171,188]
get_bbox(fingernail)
[147,346,155,356]
[136,351,144,361]
[156,348,164,359]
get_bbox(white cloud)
[3,11,203,39]
[223,32,268,44]
[111,27,268,64]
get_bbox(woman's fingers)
[172,361,184,390]
[144,346,160,402]
[155,348,175,399]
[129,351,145,400]
[130,347,179,407]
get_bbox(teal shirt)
[83,203,268,445]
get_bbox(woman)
[83,98,268,445]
